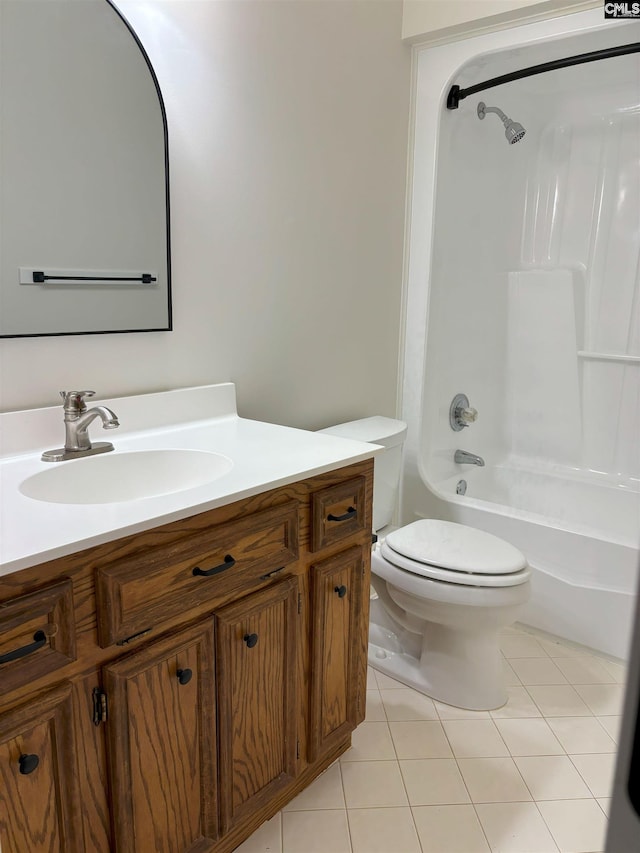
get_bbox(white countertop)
[0,383,379,576]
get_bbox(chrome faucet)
[41,390,120,462]
[454,449,485,467]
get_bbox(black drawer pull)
[192,554,236,577]
[176,668,192,685]
[0,630,47,666]
[19,753,39,775]
[244,633,259,649]
[334,585,347,598]
[327,506,357,523]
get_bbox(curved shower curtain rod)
[446,41,640,110]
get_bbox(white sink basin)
[20,449,234,504]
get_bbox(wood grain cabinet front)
[101,576,302,851]
[308,547,366,761]
[95,501,299,647]
[216,577,300,834]
[310,476,368,552]
[103,620,218,853]
[0,578,76,695]
[0,683,84,853]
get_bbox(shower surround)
[401,10,640,660]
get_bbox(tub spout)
[454,449,485,466]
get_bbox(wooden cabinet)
[310,476,367,552]
[104,621,218,853]
[0,683,83,852]
[0,458,373,853]
[95,501,299,647]
[0,579,76,695]
[309,547,365,762]
[216,578,300,833]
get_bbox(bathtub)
[423,462,639,660]
[399,7,640,664]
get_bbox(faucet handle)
[458,406,478,426]
[450,393,478,431]
[59,390,95,412]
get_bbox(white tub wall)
[400,10,640,530]
[399,14,584,524]
[428,35,640,482]
[515,55,640,478]
[443,468,635,546]
[0,0,410,432]
[419,83,535,490]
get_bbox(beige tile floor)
[235,624,626,853]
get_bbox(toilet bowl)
[319,417,531,711]
[370,519,530,710]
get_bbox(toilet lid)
[384,520,527,575]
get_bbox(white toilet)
[320,417,530,711]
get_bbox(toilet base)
[368,608,508,711]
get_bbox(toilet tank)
[318,416,407,531]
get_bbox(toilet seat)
[381,520,530,588]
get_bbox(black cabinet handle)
[19,753,39,775]
[192,555,236,577]
[176,668,192,685]
[0,630,47,665]
[327,506,356,523]
[243,633,259,648]
[334,585,347,598]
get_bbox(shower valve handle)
[450,394,478,431]
[458,406,478,426]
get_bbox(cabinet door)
[216,576,299,834]
[0,683,83,852]
[104,620,217,853]
[309,547,364,761]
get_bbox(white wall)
[0,0,410,429]
[402,0,599,43]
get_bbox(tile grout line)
[383,703,426,853]
[498,635,614,849]
[566,753,615,800]
[379,677,490,852]
[596,797,610,821]
[494,643,576,852]
[335,758,354,853]
[430,704,495,852]
[281,630,619,853]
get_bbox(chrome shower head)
[477,102,526,145]
[505,120,526,144]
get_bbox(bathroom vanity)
[0,385,377,852]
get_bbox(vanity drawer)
[0,579,76,695]
[310,476,367,552]
[95,501,299,647]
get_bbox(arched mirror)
[0,0,171,337]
